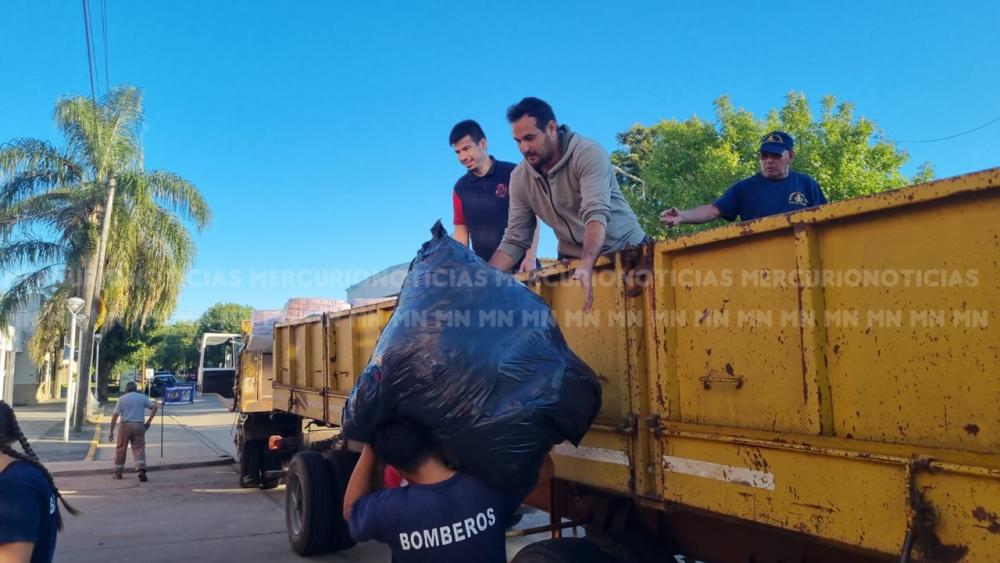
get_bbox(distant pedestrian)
[107,382,159,482]
[660,131,828,227]
[0,400,79,563]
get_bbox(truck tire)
[512,538,614,563]
[286,451,334,556]
[324,449,359,551]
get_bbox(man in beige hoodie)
[488,97,646,312]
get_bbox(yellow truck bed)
[267,167,1000,561]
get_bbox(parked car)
[149,374,178,398]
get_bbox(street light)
[64,297,84,442]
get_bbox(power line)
[80,0,98,103]
[101,0,110,92]
[84,0,99,97]
[80,0,101,168]
[897,113,1000,144]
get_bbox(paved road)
[55,463,555,562]
[42,393,561,561]
[56,464,391,562]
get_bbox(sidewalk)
[46,393,236,477]
[11,400,98,462]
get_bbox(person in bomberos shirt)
[343,418,551,563]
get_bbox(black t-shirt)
[452,157,519,262]
[0,460,58,563]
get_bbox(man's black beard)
[530,142,555,173]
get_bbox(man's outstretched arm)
[660,204,721,227]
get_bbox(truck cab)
[197,332,240,398]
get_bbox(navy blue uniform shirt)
[349,472,528,563]
[452,157,518,262]
[0,460,58,563]
[714,171,827,222]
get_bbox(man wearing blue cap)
[660,131,827,227]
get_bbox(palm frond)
[0,264,61,325]
[103,199,194,329]
[0,239,66,271]
[55,86,145,179]
[98,86,144,172]
[0,189,81,237]
[0,139,83,203]
[138,170,211,230]
[53,96,103,176]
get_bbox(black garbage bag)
[342,221,602,492]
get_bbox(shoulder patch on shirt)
[788,191,808,206]
[495,183,508,198]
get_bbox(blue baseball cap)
[759,131,794,154]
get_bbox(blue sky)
[2,1,998,320]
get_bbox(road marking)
[663,455,775,490]
[85,421,101,461]
[553,443,629,466]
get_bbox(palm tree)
[0,85,210,423]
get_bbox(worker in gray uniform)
[108,381,158,481]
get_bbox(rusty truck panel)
[266,167,1000,560]
[237,319,275,414]
[642,168,1000,559]
[238,349,273,413]
[273,315,328,422]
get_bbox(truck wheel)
[237,433,261,489]
[512,538,614,563]
[324,449,359,552]
[286,451,334,556]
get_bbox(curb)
[50,456,234,477]
[84,421,101,461]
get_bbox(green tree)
[0,85,210,419]
[151,321,200,374]
[612,93,934,238]
[198,302,253,335]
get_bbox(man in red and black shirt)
[451,120,540,272]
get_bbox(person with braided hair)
[0,400,79,563]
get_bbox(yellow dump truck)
[234,168,999,562]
